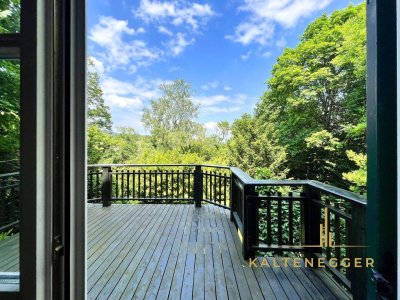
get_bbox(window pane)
[0,0,20,33]
[0,58,20,291]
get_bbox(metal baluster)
[177,170,180,200]
[171,170,175,200]
[224,173,227,206]
[218,172,222,203]
[127,170,130,199]
[288,192,293,245]
[155,170,158,199]
[132,170,136,200]
[159,170,162,199]
[334,203,341,264]
[96,171,100,199]
[149,170,152,199]
[115,170,119,200]
[213,171,217,204]
[267,194,272,245]
[182,170,186,200]
[138,170,141,199]
[205,171,208,200]
[278,192,282,246]
[143,170,147,200]
[121,170,125,200]
[209,171,212,202]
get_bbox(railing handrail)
[307,180,366,205]
[87,164,366,206]
[229,167,366,206]
[0,172,19,178]
[88,163,231,169]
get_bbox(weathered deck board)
[0,204,352,299]
[0,234,19,272]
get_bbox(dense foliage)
[87,77,231,166]
[0,2,366,193]
[0,0,20,172]
[237,3,366,190]
[0,0,19,33]
[87,4,366,192]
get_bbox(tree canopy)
[87,58,112,132]
[85,3,366,192]
[142,79,203,150]
[253,3,366,188]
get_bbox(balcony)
[1,164,367,298]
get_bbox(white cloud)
[112,113,147,134]
[166,32,194,56]
[194,93,250,115]
[241,51,252,61]
[158,25,173,36]
[104,95,143,108]
[135,0,215,30]
[232,93,248,105]
[89,16,159,70]
[202,106,242,114]
[228,0,333,45]
[203,121,219,134]
[226,21,274,46]
[201,80,219,90]
[101,76,163,100]
[276,37,287,48]
[262,51,272,58]
[194,94,229,106]
[224,86,232,91]
[168,66,181,72]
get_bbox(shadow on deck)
[86,204,350,300]
[0,204,351,298]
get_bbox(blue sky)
[88,0,362,134]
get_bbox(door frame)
[366,0,398,298]
[0,0,86,299]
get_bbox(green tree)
[87,125,113,164]
[0,0,20,33]
[142,79,203,150]
[0,60,19,172]
[256,3,366,186]
[216,121,231,143]
[228,113,288,178]
[342,150,366,193]
[0,0,20,172]
[86,58,114,164]
[87,58,112,132]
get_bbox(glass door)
[0,0,21,294]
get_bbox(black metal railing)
[87,164,231,208]
[230,167,367,299]
[0,172,20,234]
[87,163,367,298]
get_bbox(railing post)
[243,184,258,260]
[348,202,366,299]
[230,173,236,221]
[194,165,202,207]
[304,185,322,259]
[102,166,112,207]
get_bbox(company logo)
[246,207,373,268]
[303,208,368,248]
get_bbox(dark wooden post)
[102,166,112,207]
[303,185,322,259]
[348,203,366,299]
[230,173,236,221]
[193,165,202,207]
[242,185,258,260]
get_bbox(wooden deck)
[0,204,351,299]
